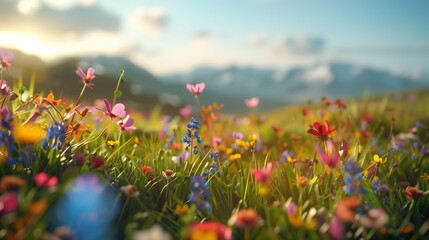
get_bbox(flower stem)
[71,84,87,124]
[112,70,125,106]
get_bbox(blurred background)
[1,0,428,113]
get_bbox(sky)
[1,0,429,76]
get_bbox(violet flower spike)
[95,99,126,119]
[76,67,96,89]
[117,115,137,133]
[0,49,14,72]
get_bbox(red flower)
[91,157,105,169]
[307,120,335,141]
[403,187,426,200]
[228,209,264,228]
[140,165,154,180]
[363,114,374,122]
[335,99,346,108]
[302,108,310,116]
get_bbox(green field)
[1,60,429,240]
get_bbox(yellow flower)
[287,156,296,163]
[259,185,269,196]
[229,154,241,161]
[173,204,190,215]
[371,154,387,164]
[107,140,120,147]
[13,124,45,144]
[41,123,50,130]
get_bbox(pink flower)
[34,172,58,188]
[179,105,192,117]
[0,49,14,72]
[232,132,243,140]
[212,137,222,147]
[329,217,345,240]
[315,141,339,170]
[251,167,272,185]
[0,192,18,216]
[95,99,126,119]
[186,83,205,96]
[117,115,137,133]
[76,67,96,89]
[245,97,259,108]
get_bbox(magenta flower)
[245,97,259,108]
[0,49,14,72]
[76,67,96,89]
[0,192,18,216]
[35,172,58,188]
[117,115,137,133]
[315,141,339,170]
[329,217,345,240]
[186,83,205,96]
[95,99,126,119]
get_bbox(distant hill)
[3,48,428,114]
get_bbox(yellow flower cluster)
[107,140,120,146]
[235,134,260,149]
[229,154,241,161]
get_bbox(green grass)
[0,69,429,240]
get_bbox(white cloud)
[249,32,267,47]
[302,64,333,84]
[131,7,169,37]
[191,33,212,49]
[42,0,96,10]
[17,0,41,15]
[265,36,325,56]
[49,30,137,59]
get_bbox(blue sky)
[1,0,428,76]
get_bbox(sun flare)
[0,33,54,58]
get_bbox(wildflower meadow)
[1,48,429,240]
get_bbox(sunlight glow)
[0,33,54,58]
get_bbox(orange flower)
[0,176,26,192]
[35,93,61,107]
[334,196,360,222]
[213,102,224,110]
[296,176,309,187]
[201,105,212,114]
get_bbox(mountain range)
[4,48,428,113]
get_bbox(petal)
[186,84,195,94]
[197,82,205,93]
[307,129,321,137]
[124,116,135,127]
[46,177,58,187]
[76,68,86,79]
[87,67,95,78]
[0,49,4,60]
[34,172,48,187]
[325,120,331,130]
[112,103,126,115]
[103,99,112,113]
[4,52,14,62]
[313,122,321,131]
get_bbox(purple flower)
[0,49,14,72]
[95,99,126,119]
[117,115,136,133]
[76,67,96,89]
